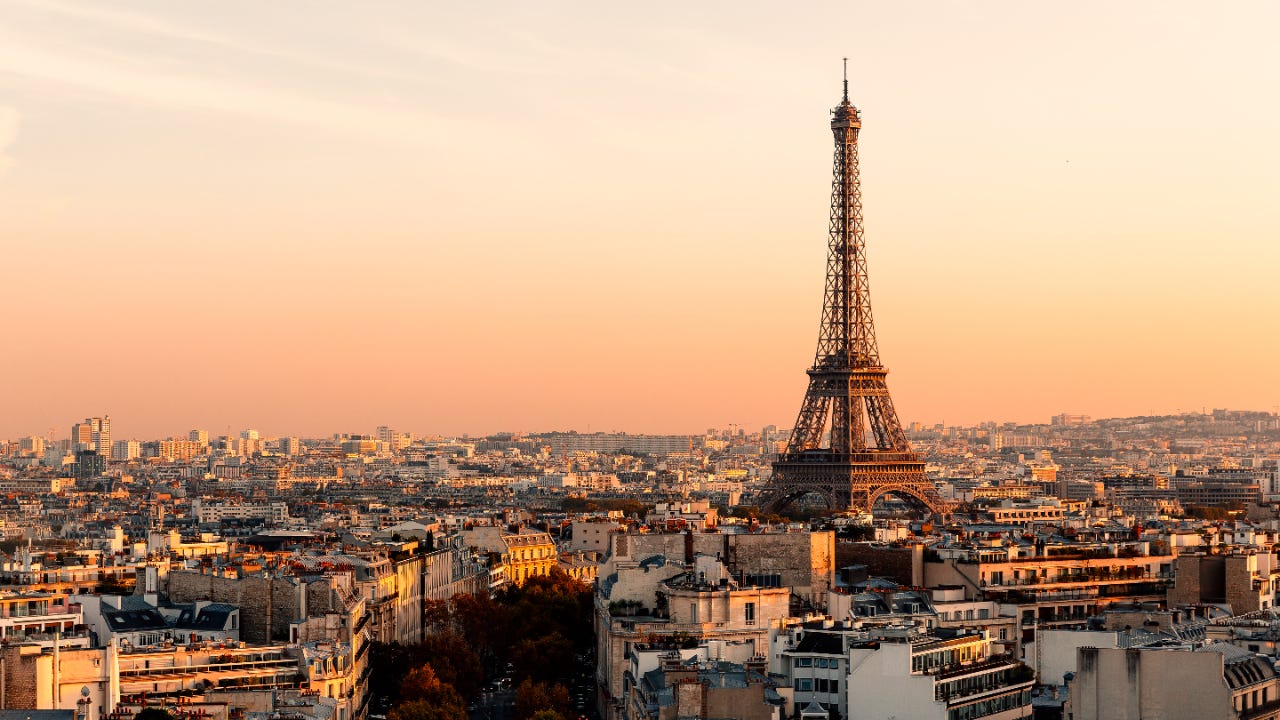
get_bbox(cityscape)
[3,4,1278,720]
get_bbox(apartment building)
[1168,549,1280,614]
[628,652,783,720]
[1067,643,1280,720]
[596,554,790,720]
[924,537,1175,652]
[0,590,82,645]
[845,628,1034,720]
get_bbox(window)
[797,679,812,692]
[690,603,698,623]
[745,602,756,626]
[796,658,813,667]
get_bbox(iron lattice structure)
[764,73,948,516]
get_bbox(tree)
[387,699,467,720]
[418,633,482,700]
[514,679,571,720]
[509,632,574,685]
[368,642,415,706]
[400,663,466,711]
[500,570,593,653]
[449,592,507,665]
[422,599,451,631]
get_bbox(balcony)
[932,659,1033,704]
[942,680,1035,713]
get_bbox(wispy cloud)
[0,1,453,145]
[12,0,428,84]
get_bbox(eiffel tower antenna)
[842,57,849,102]
[762,68,948,517]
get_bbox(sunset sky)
[2,1,1277,441]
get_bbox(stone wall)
[166,571,306,643]
[839,544,914,586]
[1224,554,1259,614]
[1069,647,1235,720]
[608,531,836,607]
[0,646,46,708]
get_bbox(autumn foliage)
[375,569,592,720]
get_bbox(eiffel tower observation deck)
[764,65,948,517]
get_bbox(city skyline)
[2,1,1277,439]
[9,406,1280,447]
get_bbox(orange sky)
[1,1,1278,440]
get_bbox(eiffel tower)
[764,65,947,516]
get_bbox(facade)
[1067,644,1280,720]
[566,520,622,554]
[629,652,783,720]
[596,553,791,720]
[1168,550,1280,614]
[0,477,67,494]
[532,432,695,455]
[193,500,291,525]
[503,530,557,586]
[771,621,856,718]
[0,591,82,645]
[460,527,558,587]
[111,440,141,461]
[603,530,836,608]
[71,417,110,455]
[924,538,1175,653]
[845,628,1033,720]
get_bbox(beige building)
[0,590,81,644]
[595,552,791,720]
[1067,644,1280,720]
[461,527,557,587]
[630,652,783,720]
[924,539,1175,653]
[1168,549,1280,614]
[845,628,1033,720]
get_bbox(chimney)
[911,543,925,587]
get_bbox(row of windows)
[795,657,840,669]
[511,547,554,561]
[912,643,984,673]
[939,608,990,621]
[796,678,839,694]
[947,689,1031,720]
[1236,686,1271,711]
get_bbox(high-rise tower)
[764,67,946,516]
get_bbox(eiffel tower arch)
[762,65,949,517]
